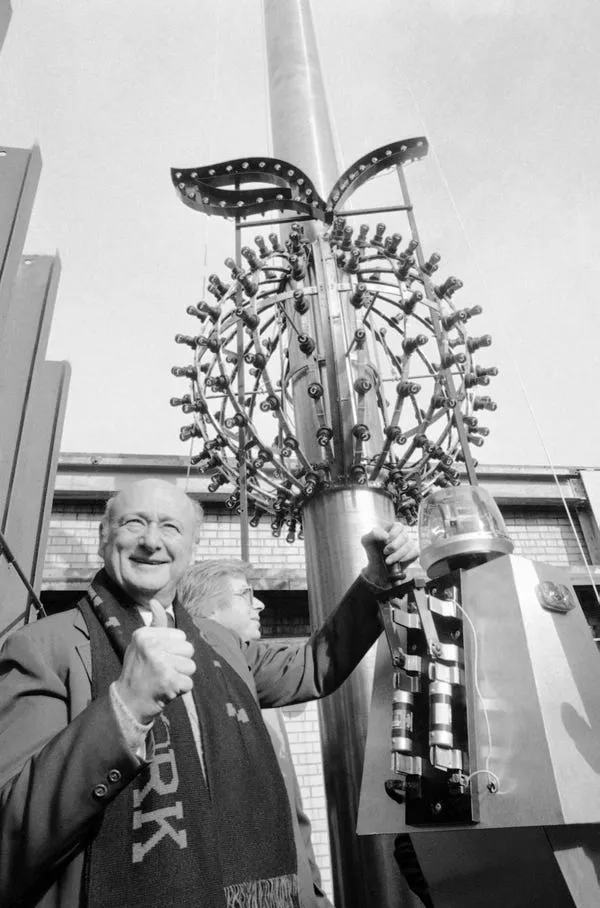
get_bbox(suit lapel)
[73,606,92,684]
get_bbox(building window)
[256,590,310,637]
[576,585,600,649]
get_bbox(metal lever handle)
[387,560,407,586]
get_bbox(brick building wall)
[43,501,308,590]
[502,506,590,566]
[40,481,600,903]
[43,500,593,590]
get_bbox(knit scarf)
[79,570,299,908]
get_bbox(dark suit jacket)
[0,575,382,907]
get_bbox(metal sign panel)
[0,1,10,55]
[0,361,70,638]
[0,255,61,529]
[0,146,41,337]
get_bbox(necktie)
[148,599,174,627]
[148,599,205,780]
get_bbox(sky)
[0,0,599,468]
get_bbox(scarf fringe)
[225,873,299,908]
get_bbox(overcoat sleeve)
[246,574,383,707]
[0,619,142,905]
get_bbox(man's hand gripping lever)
[361,522,419,669]
[361,521,418,589]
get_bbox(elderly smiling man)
[0,478,417,908]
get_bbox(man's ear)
[98,522,107,559]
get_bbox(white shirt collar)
[136,603,175,626]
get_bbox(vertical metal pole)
[303,492,410,908]
[263,0,339,199]
[263,3,408,905]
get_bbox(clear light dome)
[418,485,514,578]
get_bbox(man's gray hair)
[178,559,253,620]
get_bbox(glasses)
[233,587,254,605]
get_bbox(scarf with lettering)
[79,570,299,908]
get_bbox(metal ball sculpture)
[170,139,497,540]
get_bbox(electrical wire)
[454,599,501,795]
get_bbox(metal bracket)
[413,588,443,660]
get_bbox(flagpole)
[263,3,410,905]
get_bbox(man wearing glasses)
[177,559,334,908]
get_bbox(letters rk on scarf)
[80,570,299,908]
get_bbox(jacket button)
[93,783,108,799]
[108,769,122,784]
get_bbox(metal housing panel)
[547,825,600,908]
[0,1,11,54]
[358,554,600,906]
[0,255,61,528]
[463,555,600,828]
[360,556,600,834]
[411,827,576,908]
[461,555,565,828]
[0,146,41,337]
[0,361,70,637]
